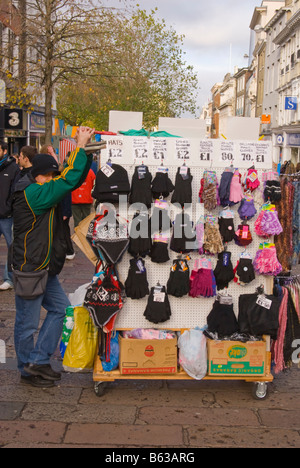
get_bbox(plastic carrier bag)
[60,306,75,359]
[63,306,98,373]
[101,331,120,372]
[178,328,207,380]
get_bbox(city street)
[0,238,299,448]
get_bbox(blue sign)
[287,134,300,147]
[285,97,297,110]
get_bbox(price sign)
[175,139,191,161]
[216,141,236,167]
[199,140,213,167]
[133,137,149,161]
[107,138,124,160]
[237,141,272,168]
[151,138,168,161]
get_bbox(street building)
[0,0,55,153]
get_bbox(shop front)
[287,132,300,164]
[0,107,27,154]
[273,129,300,168]
[28,111,47,149]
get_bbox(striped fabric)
[59,139,76,163]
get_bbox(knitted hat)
[31,154,60,178]
[92,163,130,203]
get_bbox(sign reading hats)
[4,108,23,130]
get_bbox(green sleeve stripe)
[25,148,91,215]
[35,208,55,271]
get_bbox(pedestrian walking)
[0,141,20,291]
[12,127,95,388]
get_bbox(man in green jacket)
[12,127,95,388]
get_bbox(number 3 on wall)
[8,112,20,127]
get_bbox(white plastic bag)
[178,328,207,380]
[68,283,90,306]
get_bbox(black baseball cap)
[31,154,60,178]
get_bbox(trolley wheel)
[252,382,269,400]
[94,381,108,397]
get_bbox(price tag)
[180,165,189,180]
[154,292,165,303]
[136,259,146,273]
[157,166,168,173]
[138,166,147,179]
[101,164,115,178]
[256,295,272,310]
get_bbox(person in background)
[40,144,59,163]
[11,153,19,163]
[0,141,20,291]
[90,154,98,175]
[72,168,96,228]
[17,146,38,178]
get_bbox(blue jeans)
[0,218,13,286]
[14,275,70,376]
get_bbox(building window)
[291,53,295,68]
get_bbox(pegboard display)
[101,162,275,331]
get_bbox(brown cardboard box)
[207,340,267,376]
[119,336,178,375]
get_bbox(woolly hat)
[92,163,130,203]
[31,154,60,178]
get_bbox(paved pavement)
[0,238,300,449]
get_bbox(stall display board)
[102,135,272,169]
[99,136,273,330]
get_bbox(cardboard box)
[119,336,178,375]
[207,340,267,376]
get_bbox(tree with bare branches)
[1,0,125,143]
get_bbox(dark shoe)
[24,364,61,382]
[21,375,56,388]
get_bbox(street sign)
[285,97,297,110]
[261,114,271,124]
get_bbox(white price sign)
[217,141,236,167]
[176,139,191,161]
[107,138,124,159]
[151,138,168,161]
[237,141,272,168]
[199,140,213,167]
[133,137,149,161]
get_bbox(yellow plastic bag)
[63,306,98,373]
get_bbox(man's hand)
[75,127,95,149]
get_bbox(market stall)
[63,134,300,400]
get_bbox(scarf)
[0,157,8,167]
[273,287,289,374]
